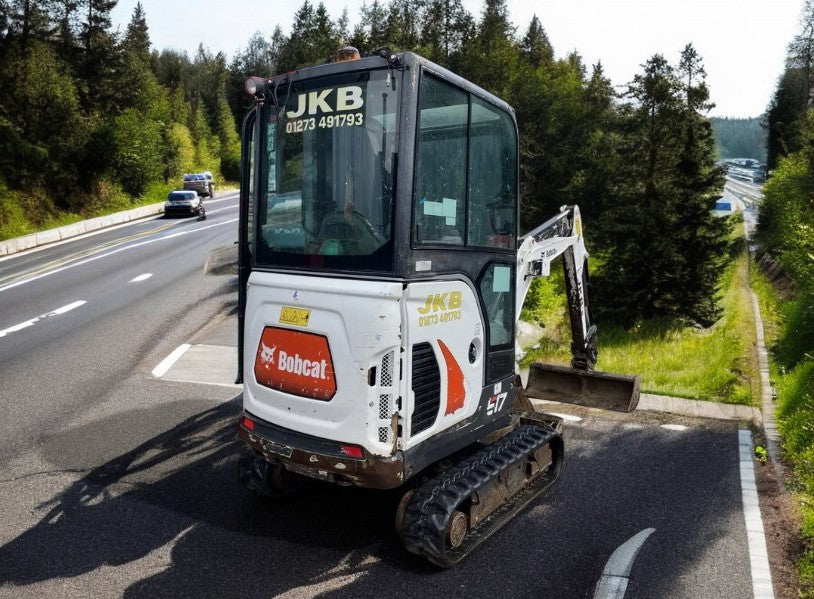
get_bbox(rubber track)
[400,424,560,567]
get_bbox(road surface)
[0,192,781,598]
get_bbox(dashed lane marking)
[0,300,87,338]
[129,273,152,283]
[660,424,689,431]
[152,344,191,378]
[0,217,238,294]
[593,528,655,599]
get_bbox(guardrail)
[0,202,165,258]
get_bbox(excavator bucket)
[525,363,640,413]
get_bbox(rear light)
[242,416,255,431]
[340,444,364,459]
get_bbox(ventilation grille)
[379,394,391,419]
[381,352,394,387]
[411,342,440,436]
[377,350,396,444]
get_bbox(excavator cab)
[235,50,639,566]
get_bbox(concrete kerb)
[518,366,761,423]
[638,392,761,422]
[0,202,165,257]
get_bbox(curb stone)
[0,202,165,258]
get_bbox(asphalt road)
[0,194,771,598]
[0,192,240,460]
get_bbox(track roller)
[398,423,563,567]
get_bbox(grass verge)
[520,226,757,404]
[0,179,236,243]
[752,260,814,598]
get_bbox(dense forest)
[0,0,727,325]
[0,0,241,237]
[710,117,767,161]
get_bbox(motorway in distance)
[0,189,782,598]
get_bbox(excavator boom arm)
[516,205,595,370]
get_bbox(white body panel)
[401,280,484,449]
[243,273,489,457]
[244,272,403,456]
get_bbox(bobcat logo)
[259,342,277,366]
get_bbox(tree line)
[759,0,814,368]
[237,0,727,325]
[758,8,814,382]
[711,117,767,162]
[0,0,240,228]
[0,0,727,326]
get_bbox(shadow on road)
[0,399,749,598]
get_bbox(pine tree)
[766,0,814,168]
[6,0,52,52]
[384,0,421,51]
[673,44,729,324]
[122,1,150,62]
[53,0,79,62]
[358,0,388,52]
[520,15,553,67]
[78,0,119,112]
[597,51,727,325]
[575,62,620,224]
[311,2,341,61]
[277,1,340,71]
[418,0,473,66]
[461,0,517,95]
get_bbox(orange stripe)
[437,340,465,415]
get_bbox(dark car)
[182,172,214,197]
[165,190,206,219]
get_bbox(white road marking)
[739,429,775,599]
[129,273,152,283]
[660,424,688,431]
[204,206,236,215]
[0,192,239,265]
[0,217,238,294]
[152,344,191,378]
[547,412,583,423]
[593,528,655,599]
[0,300,86,338]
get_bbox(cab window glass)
[468,98,517,248]
[413,75,467,245]
[479,263,514,347]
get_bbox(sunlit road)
[0,191,239,460]
[0,189,780,598]
[723,175,763,236]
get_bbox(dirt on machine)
[233,48,640,567]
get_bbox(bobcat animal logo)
[259,343,277,366]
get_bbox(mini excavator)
[234,48,640,567]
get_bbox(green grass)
[597,250,756,404]
[753,263,814,598]
[520,227,757,404]
[0,178,237,243]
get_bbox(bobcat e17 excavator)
[234,48,640,567]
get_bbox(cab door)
[237,107,258,383]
